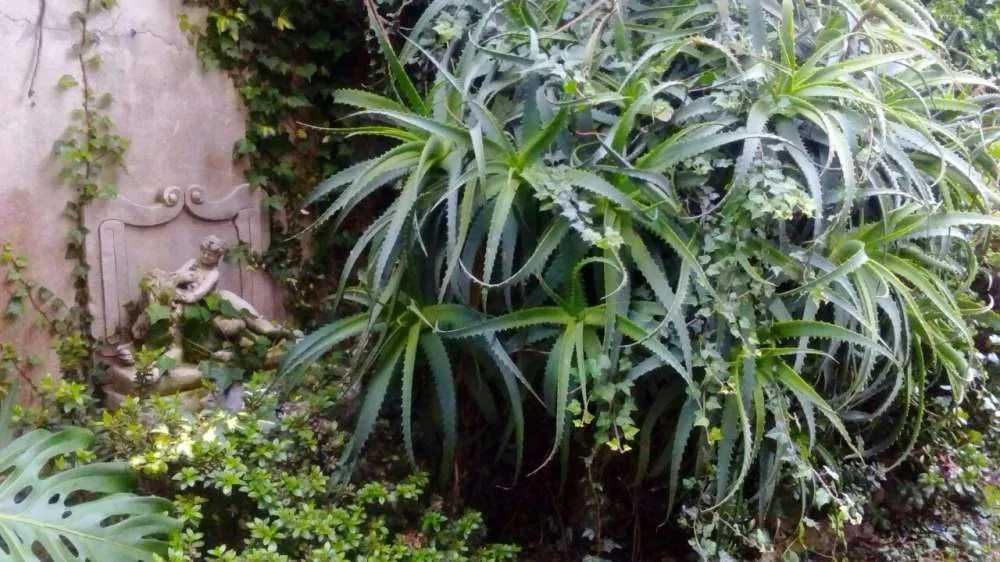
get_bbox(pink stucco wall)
[0,0,249,378]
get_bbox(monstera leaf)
[0,388,179,561]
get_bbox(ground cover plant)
[286,0,1000,557]
[14,369,519,562]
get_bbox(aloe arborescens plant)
[285,0,1000,524]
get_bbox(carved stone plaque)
[86,184,276,342]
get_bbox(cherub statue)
[129,236,226,342]
[173,235,226,304]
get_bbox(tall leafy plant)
[285,0,999,524]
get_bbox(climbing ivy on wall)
[50,0,129,379]
[179,0,412,326]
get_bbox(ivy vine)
[0,242,90,386]
[50,0,129,378]
[179,0,410,326]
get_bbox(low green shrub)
[17,372,518,561]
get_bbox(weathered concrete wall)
[0,0,249,375]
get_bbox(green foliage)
[288,0,1000,554]
[1,244,74,336]
[869,326,1000,560]
[21,372,518,561]
[0,343,41,399]
[179,0,408,325]
[929,0,1000,76]
[0,383,179,561]
[52,0,130,372]
[0,244,90,382]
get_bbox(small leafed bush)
[17,373,518,561]
[287,0,1000,552]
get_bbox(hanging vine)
[24,0,46,101]
[178,0,412,327]
[50,0,129,379]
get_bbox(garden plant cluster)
[0,0,998,561]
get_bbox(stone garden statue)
[102,235,289,408]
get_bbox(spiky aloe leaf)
[340,330,407,473]
[420,332,458,483]
[279,313,370,377]
[373,140,438,289]
[363,0,427,115]
[532,323,577,474]
[633,385,682,485]
[769,320,895,361]
[334,88,410,113]
[783,240,869,296]
[515,108,569,169]
[715,392,741,502]
[747,0,766,53]
[771,359,861,458]
[481,173,519,292]
[400,323,422,467]
[668,396,698,514]
[708,359,754,510]
[483,336,528,480]
[445,307,573,339]
[637,130,779,173]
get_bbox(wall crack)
[1,10,185,51]
[100,28,185,51]
[0,10,37,27]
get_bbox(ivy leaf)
[708,427,724,444]
[35,286,54,305]
[146,303,171,325]
[155,354,178,372]
[307,30,332,50]
[57,74,79,90]
[4,297,23,319]
[265,195,285,210]
[203,293,220,311]
[285,95,311,108]
[275,15,294,31]
[200,361,245,391]
[183,305,212,323]
[295,63,318,80]
[217,299,246,319]
[99,184,119,199]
